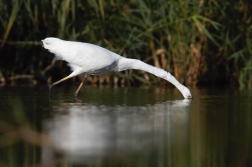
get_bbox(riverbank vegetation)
[0,0,251,88]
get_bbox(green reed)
[0,0,251,88]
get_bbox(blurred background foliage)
[0,0,251,88]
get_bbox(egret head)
[179,86,193,99]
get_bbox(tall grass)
[0,0,251,88]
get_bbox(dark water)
[0,85,252,167]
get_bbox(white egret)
[42,37,192,99]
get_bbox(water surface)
[0,86,252,167]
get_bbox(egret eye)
[187,95,193,99]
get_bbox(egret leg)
[49,76,70,97]
[74,77,86,97]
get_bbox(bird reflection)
[42,99,191,164]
